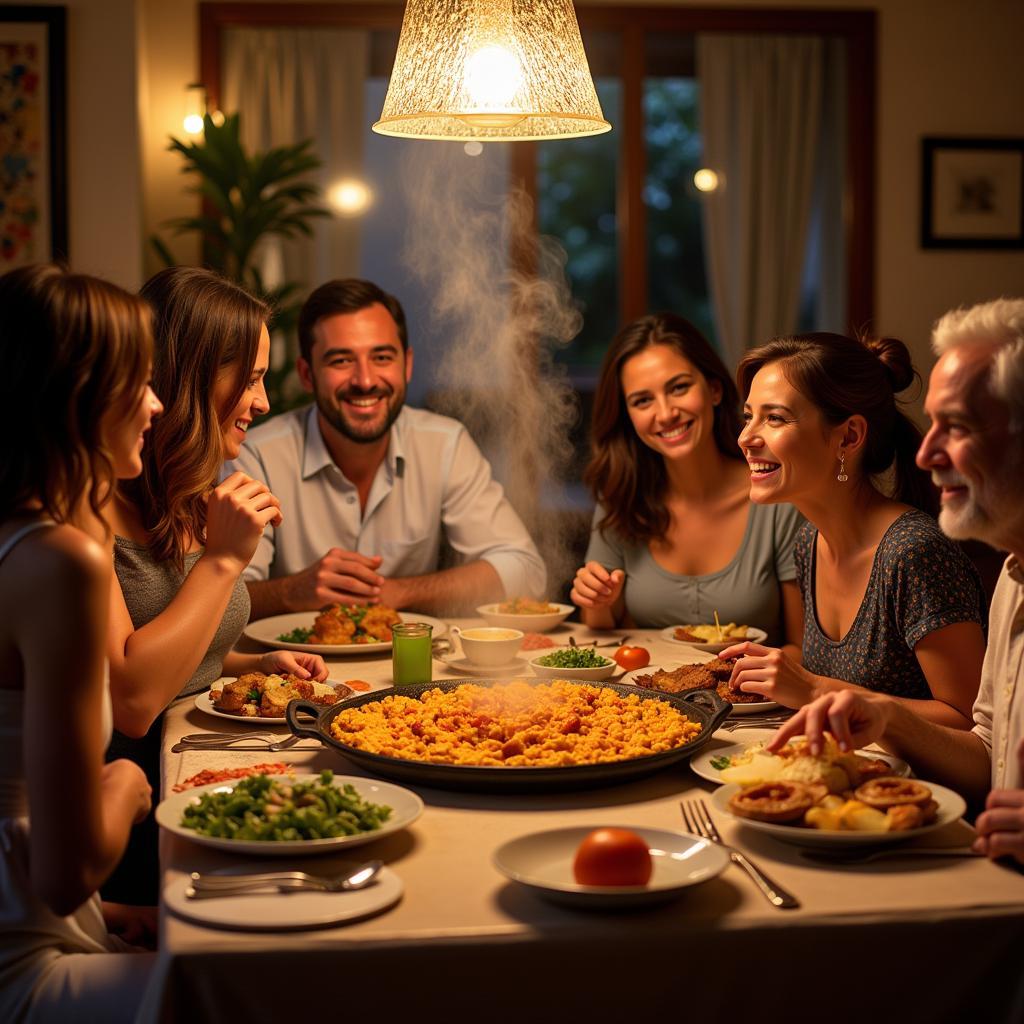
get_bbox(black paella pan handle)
[286,699,326,742]
[679,687,732,731]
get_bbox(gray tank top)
[114,536,251,697]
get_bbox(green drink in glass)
[392,622,433,685]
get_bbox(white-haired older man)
[770,297,1024,864]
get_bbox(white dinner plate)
[163,864,403,931]
[437,654,532,677]
[689,735,910,786]
[620,664,780,716]
[244,611,448,654]
[193,677,359,725]
[710,780,966,847]
[156,774,423,855]
[660,625,768,654]
[493,825,730,909]
[476,602,575,632]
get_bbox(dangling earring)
[837,449,849,483]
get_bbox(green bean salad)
[534,647,612,669]
[180,770,392,841]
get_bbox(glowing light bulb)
[460,45,526,128]
[183,114,204,135]
[328,179,372,215]
[693,168,720,193]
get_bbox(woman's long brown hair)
[585,313,743,545]
[0,264,152,524]
[127,267,268,569]
[736,332,938,515]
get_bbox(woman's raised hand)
[720,640,821,709]
[570,561,626,609]
[205,471,282,572]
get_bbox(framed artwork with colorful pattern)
[0,6,66,268]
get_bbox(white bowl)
[476,602,575,633]
[528,647,617,680]
[457,626,524,668]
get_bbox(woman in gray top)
[571,314,804,647]
[103,268,327,904]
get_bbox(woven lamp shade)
[373,0,611,142]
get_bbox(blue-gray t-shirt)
[584,502,804,642]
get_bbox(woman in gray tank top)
[571,314,804,650]
[0,265,160,1021]
[102,268,327,905]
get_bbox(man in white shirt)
[230,279,546,617]
[769,297,1024,864]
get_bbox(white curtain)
[222,28,368,368]
[697,34,824,367]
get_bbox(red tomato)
[573,828,653,887]
[612,645,650,670]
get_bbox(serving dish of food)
[493,825,730,909]
[711,777,966,847]
[476,599,574,632]
[155,770,424,855]
[527,646,617,680]
[622,657,780,714]
[285,679,731,792]
[245,608,447,654]
[689,733,910,786]
[195,673,357,724]
[660,623,768,654]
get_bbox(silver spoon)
[186,859,383,899]
[569,635,630,648]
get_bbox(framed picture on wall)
[921,136,1024,249]
[0,6,67,269]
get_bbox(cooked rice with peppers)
[329,680,701,767]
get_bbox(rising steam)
[400,144,582,598]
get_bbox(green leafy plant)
[151,112,329,411]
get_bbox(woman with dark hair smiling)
[724,331,986,726]
[102,267,328,906]
[571,313,804,645]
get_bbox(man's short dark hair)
[298,279,408,362]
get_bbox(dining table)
[138,621,1024,1024]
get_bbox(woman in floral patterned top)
[722,332,985,728]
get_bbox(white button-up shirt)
[972,555,1024,789]
[228,404,546,597]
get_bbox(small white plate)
[163,865,403,931]
[244,611,448,654]
[620,664,780,715]
[690,735,910,786]
[660,625,768,654]
[476,602,575,632]
[528,648,617,680]
[711,780,966,847]
[193,677,357,725]
[493,825,730,909]
[437,654,531,677]
[156,774,423,855]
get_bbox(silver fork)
[186,860,382,899]
[719,715,793,732]
[171,734,302,753]
[679,799,800,909]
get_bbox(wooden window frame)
[199,3,875,331]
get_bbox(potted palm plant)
[152,112,329,410]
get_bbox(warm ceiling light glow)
[693,168,720,193]
[328,179,373,215]
[183,114,205,135]
[373,0,610,142]
[183,82,205,136]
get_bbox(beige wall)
[65,0,144,287]
[125,0,1024,370]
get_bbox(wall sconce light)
[373,0,610,142]
[183,82,206,136]
[328,178,373,215]
[693,168,721,193]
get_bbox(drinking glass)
[392,622,433,685]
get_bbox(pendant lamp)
[372,0,611,142]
